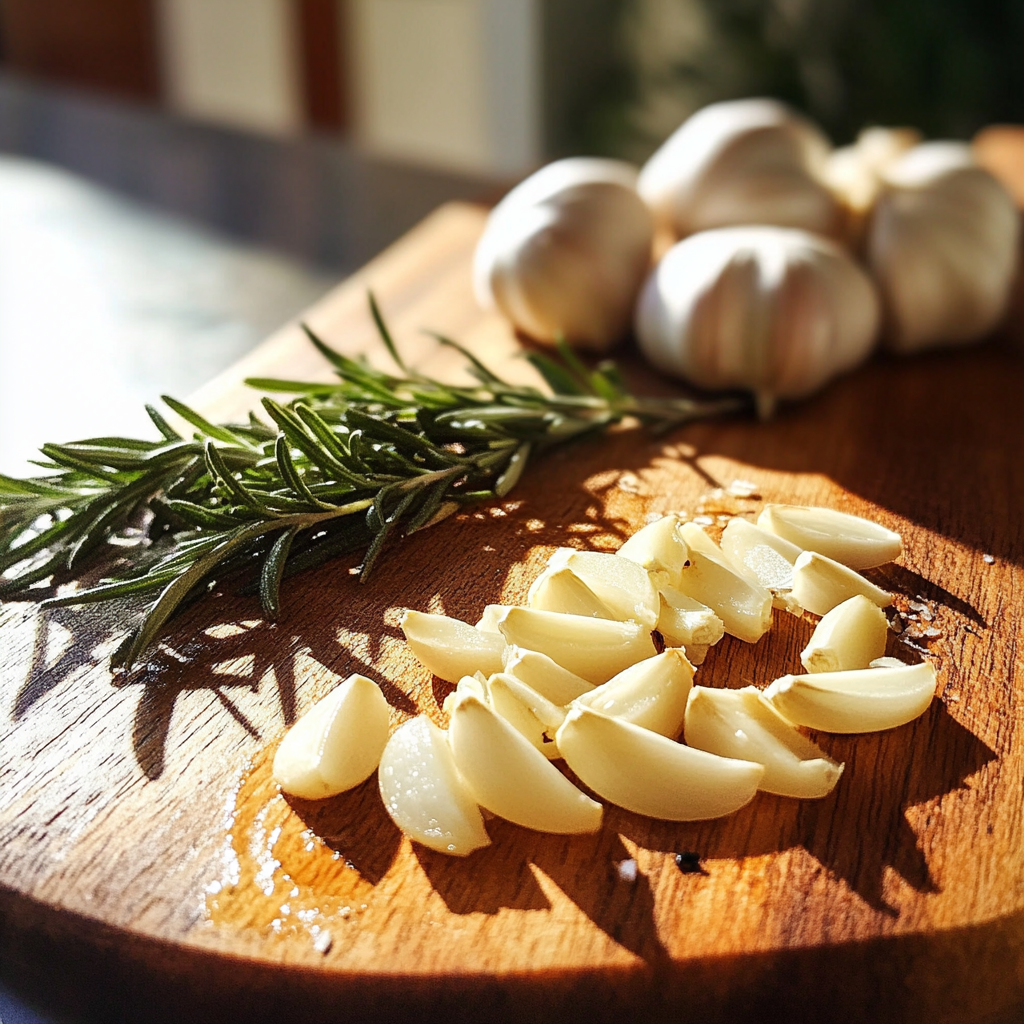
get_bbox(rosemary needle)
[0,295,743,670]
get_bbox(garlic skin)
[866,142,1020,353]
[474,158,654,351]
[638,98,843,240]
[635,226,881,418]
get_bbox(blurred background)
[1,0,1023,475]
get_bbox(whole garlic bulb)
[638,98,843,240]
[473,158,654,350]
[864,142,1020,353]
[635,227,880,418]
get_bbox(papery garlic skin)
[474,158,654,350]
[557,705,764,821]
[764,662,937,733]
[401,610,505,683]
[378,716,490,857]
[635,227,881,418]
[448,692,602,834]
[790,550,892,617]
[866,142,1020,353]
[801,595,889,673]
[273,674,390,800]
[575,649,694,738]
[638,98,842,240]
[757,504,902,569]
[684,686,843,798]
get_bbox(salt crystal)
[693,515,714,526]
[983,554,995,565]
[615,858,638,883]
[313,930,333,955]
[727,479,760,498]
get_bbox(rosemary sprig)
[0,296,743,669]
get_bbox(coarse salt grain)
[615,858,639,883]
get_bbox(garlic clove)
[448,692,602,834]
[502,644,595,704]
[656,587,725,648]
[719,517,801,599]
[638,98,843,240]
[485,672,563,759]
[401,609,506,682]
[495,607,657,685]
[273,673,391,800]
[683,686,843,799]
[790,550,893,617]
[673,523,773,643]
[475,604,508,633]
[378,716,490,857]
[490,672,567,730]
[474,158,654,351]
[635,226,880,417]
[800,595,889,673]
[543,547,660,628]
[616,513,691,588]
[870,656,907,669]
[763,662,937,733]
[757,504,902,569]
[574,648,694,738]
[556,705,764,821]
[866,141,1020,353]
[527,566,615,619]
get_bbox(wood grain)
[2,187,1024,1022]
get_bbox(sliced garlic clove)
[502,644,595,704]
[475,604,508,633]
[674,523,773,643]
[495,607,656,685]
[657,586,725,647]
[556,705,764,821]
[616,514,691,589]
[719,517,801,599]
[401,609,506,682]
[757,504,903,569]
[448,692,602,834]
[790,550,893,616]
[273,673,391,800]
[800,594,889,673]
[378,716,490,857]
[684,686,843,798]
[575,649,693,738]
[544,547,660,628]
[485,672,563,759]
[763,661,937,733]
[527,566,615,619]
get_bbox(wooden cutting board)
[3,158,1024,1023]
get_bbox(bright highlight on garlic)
[473,157,654,350]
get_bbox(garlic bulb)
[865,142,1020,353]
[635,226,881,417]
[638,98,843,240]
[473,158,654,350]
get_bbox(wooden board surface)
[3,180,1024,1023]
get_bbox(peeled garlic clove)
[638,98,842,239]
[273,674,391,800]
[485,672,563,759]
[866,142,1020,353]
[870,656,907,669]
[474,158,654,350]
[764,662,937,733]
[801,595,889,673]
[496,607,656,685]
[475,604,508,633]
[490,672,566,730]
[757,504,902,569]
[378,716,490,856]
[557,705,763,821]
[401,609,506,682]
[543,547,660,628]
[448,692,602,834]
[502,644,594,704]
[575,649,694,738]
[616,514,691,588]
[527,566,614,619]
[684,686,843,799]
[636,226,880,418]
[719,517,801,598]
[673,523,773,643]
[656,587,724,647]
[790,550,892,617]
